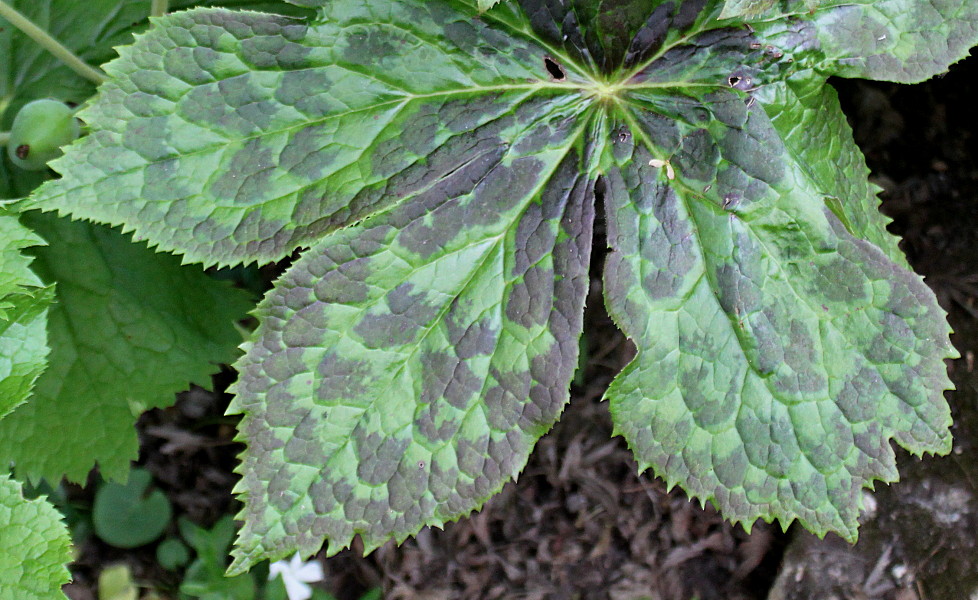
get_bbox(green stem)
[0,0,107,85]
[0,132,9,146]
[150,0,168,17]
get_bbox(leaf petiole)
[0,132,9,146]
[150,0,168,17]
[0,0,107,85]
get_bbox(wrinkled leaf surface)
[0,211,49,420]
[0,213,252,483]
[28,0,977,571]
[0,474,71,600]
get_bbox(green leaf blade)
[0,211,50,420]
[757,74,907,266]
[0,213,253,483]
[227,109,597,572]
[32,3,578,267]
[604,79,954,539]
[0,288,50,421]
[0,474,71,600]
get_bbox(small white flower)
[269,552,325,600]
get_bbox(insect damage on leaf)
[28,0,978,574]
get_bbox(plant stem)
[0,0,107,85]
[150,0,168,17]
[0,132,9,146]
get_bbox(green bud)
[6,99,80,171]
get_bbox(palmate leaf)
[0,474,71,600]
[28,0,976,572]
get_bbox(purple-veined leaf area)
[229,134,596,569]
[31,1,593,268]
[26,0,975,574]
[604,96,951,543]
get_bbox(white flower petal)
[293,560,324,583]
[268,552,325,600]
[268,560,288,580]
[282,573,313,600]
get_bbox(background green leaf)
[0,210,50,420]
[179,515,257,600]
[0,474,71,600]
[0,213,253,483]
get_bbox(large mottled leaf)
[30,0,977,571]
[0,210,50,420]
[599,8,959,539]
[0,474,71,600]
[0,213,253,483]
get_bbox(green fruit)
[6,99,80,171]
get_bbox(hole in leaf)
[728,73,753,90]
[544,56,566,81]
[15,145,29,160]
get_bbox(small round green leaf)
[93,469,171,548]
[156,538,191,571]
